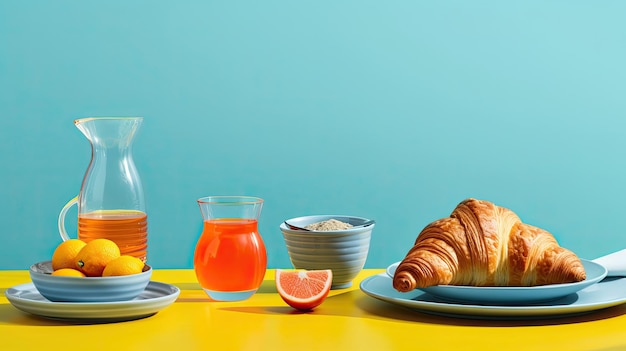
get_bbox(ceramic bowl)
[29,261,152,302]
[280,215,374,289]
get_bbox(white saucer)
[386,259,607,305]
[360,273,626,319]
[6,281,180,322]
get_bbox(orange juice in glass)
[194,196,266,301]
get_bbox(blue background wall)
[1,1,625,270]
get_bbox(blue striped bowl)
[30,261,152,302]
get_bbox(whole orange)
[51,268,86,277]
[51,239,86,271]
[102,255,145,277]
[75,238,121,277]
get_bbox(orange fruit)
[102,255,145,277]
[51,239,87,271]
[51,268,86,277]
[275,269,332,311]
[75,238,121,276]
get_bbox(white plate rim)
[386,259,607,304]
[5,281,180,322]
[360,273,626,318]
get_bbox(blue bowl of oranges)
[30,239,151,302]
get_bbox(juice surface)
[78,210,148,261]
[194,218,267,292]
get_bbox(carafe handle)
[58,196,78,241]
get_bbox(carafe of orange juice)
[58,117,148,262]
[194,196,267,301]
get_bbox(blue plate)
[360,272,626,319]
[6,281,179,322]
[386,259,607,305]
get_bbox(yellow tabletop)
[2,269,626,351]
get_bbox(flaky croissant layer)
[392,198,586,292]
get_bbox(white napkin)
[592,249,626,277]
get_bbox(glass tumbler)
[193,196,267,301]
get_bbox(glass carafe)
[58,117,148,262]
[194,196,267,301]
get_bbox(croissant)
[392,198,586,292]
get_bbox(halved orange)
[275,269,332,311]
